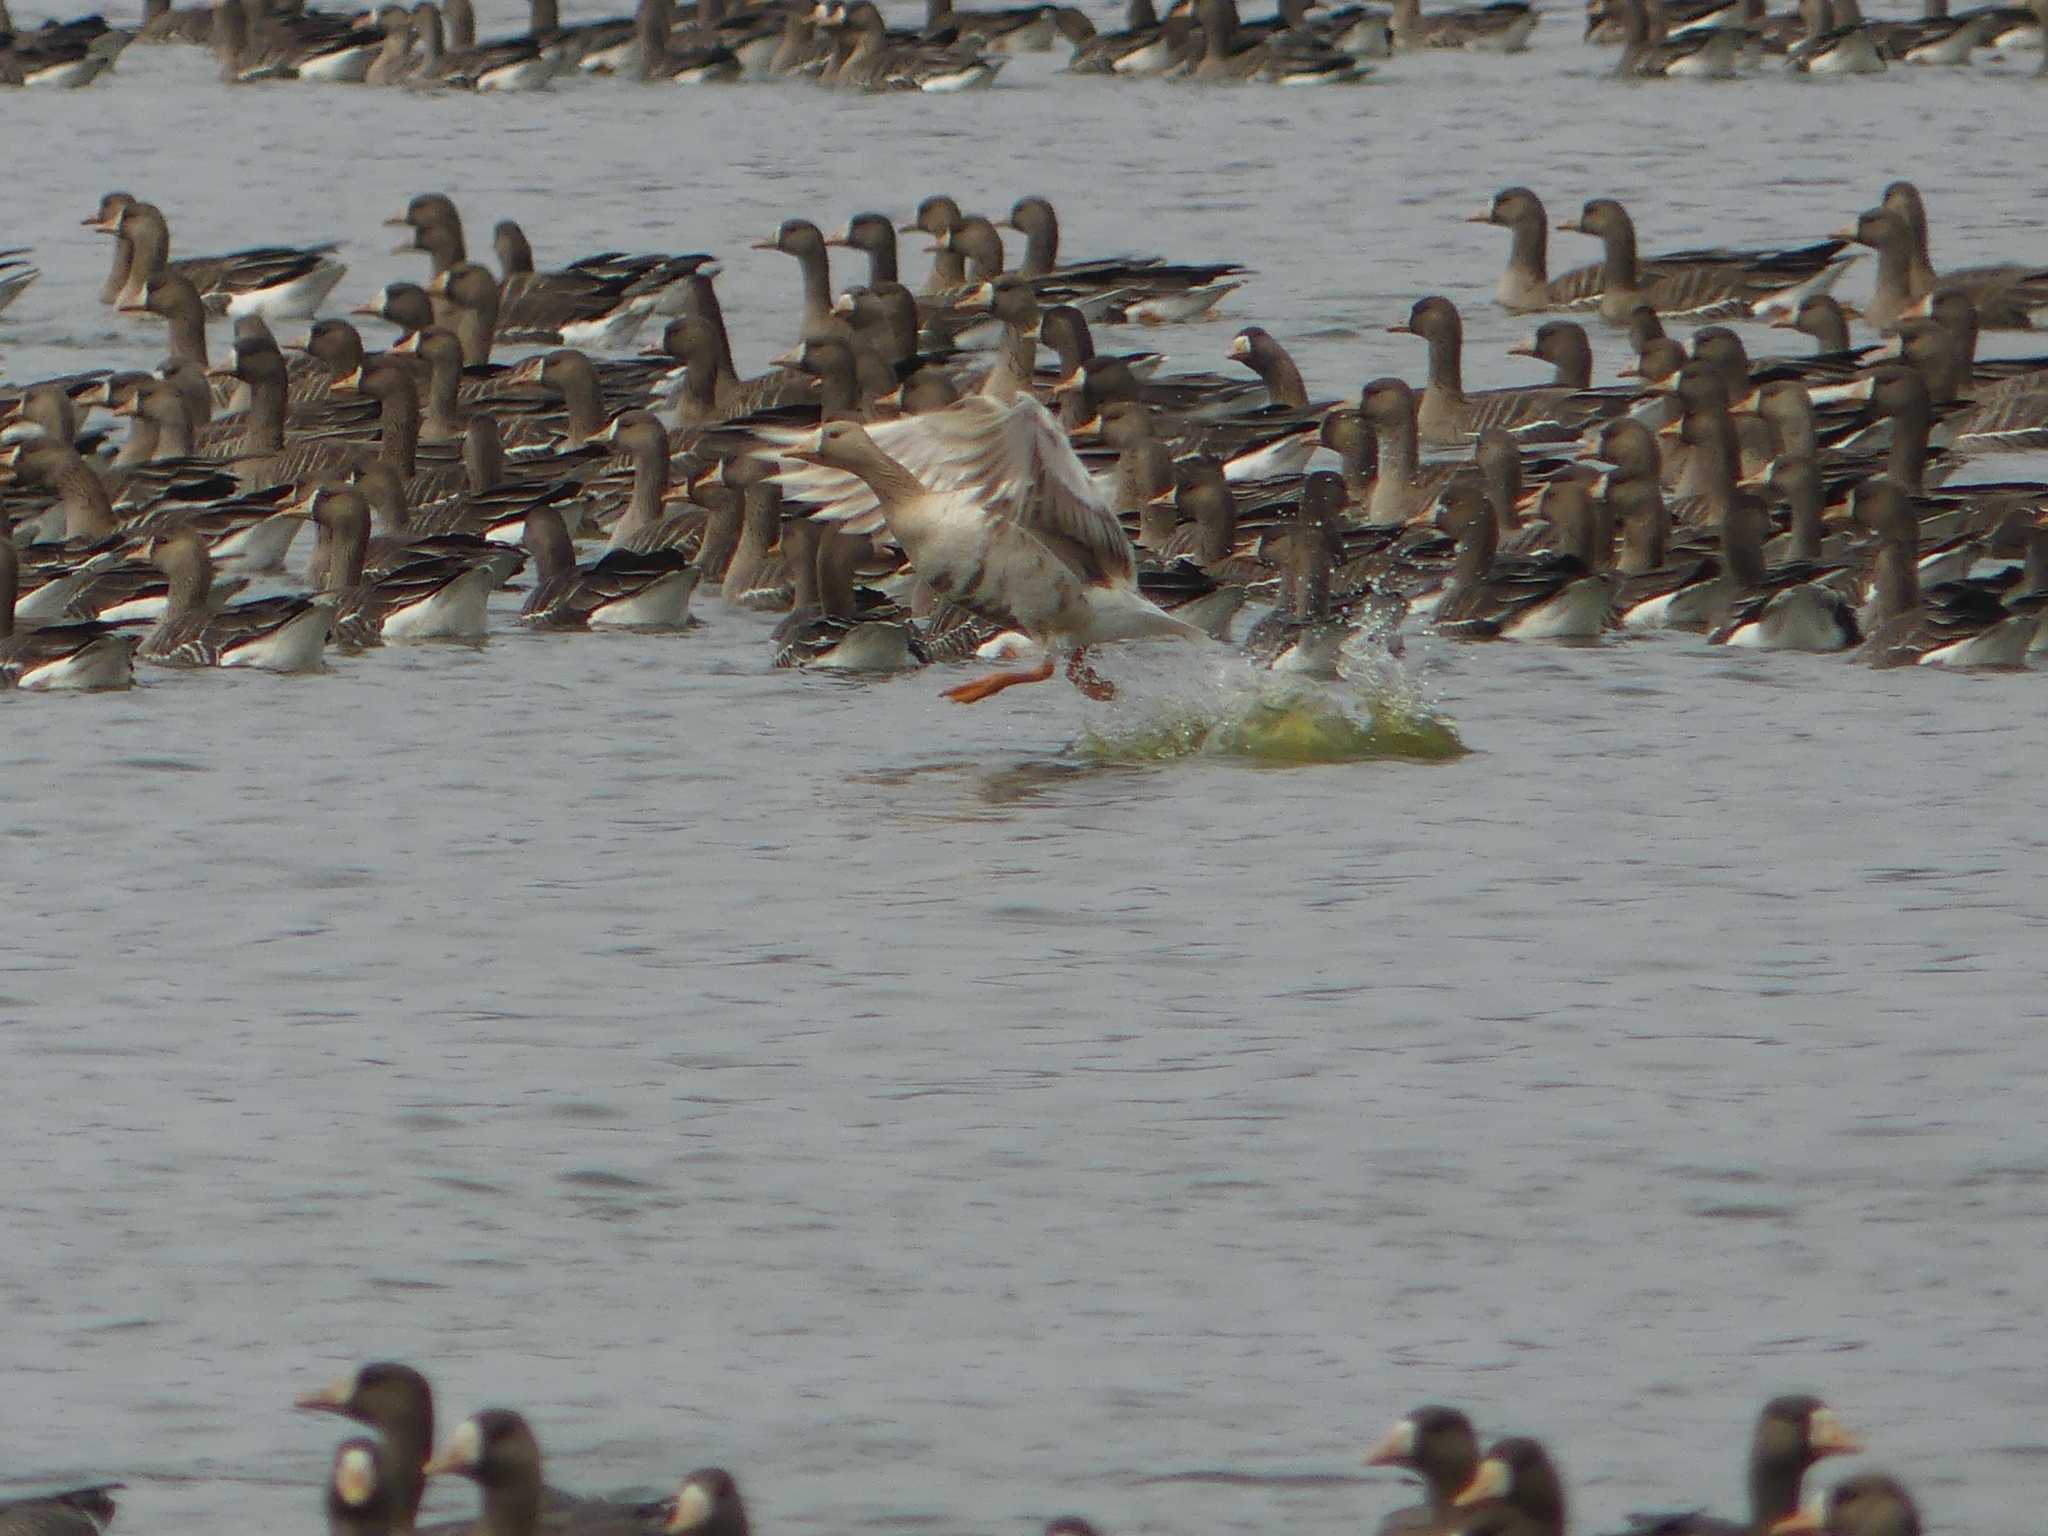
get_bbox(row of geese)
[0,1373,1921,1536]
[10,0,2046,90]
[6,179,2048,701]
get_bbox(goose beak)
[1829,223,1857,242]
[1363,1420,1417,1468]
[961,281,995,310]
[1806,1409,1863,1458]
[390,332,422,354]
[117,299,149,314]
[831,291,857,317]
[1451,1457,1511,1509]
[1766,311,1798,329]
[1226,334,1251,362]
[663,1482,715,1536]
[330,368,363,394]
[1385,322,1415,336]
[383,212,413,227]
[1506,337,1538,358]
[1555,218,1583,234]
[425,271,451,296]
[823,226,851,247]
[1463,207,1496,225]
[350,300,384,317]
[750,236,779,251]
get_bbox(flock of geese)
[0,1377,1925,1536]
[5,176,2048,701]
[4,0,2046,90]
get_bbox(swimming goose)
[901,195,972,293]
[769,398,1204,701]
[1433,475,1616,639]
[386,192,468,277]
[926,0,1059,50]
[211,0,381,80]
[1556,199,1855,324]
[326,1440,396,1536]
[0,538,137,691]
[1001,195,1250,315]
[1453,1438,1568,1536]
[1467,187,1615,314]
[519,503,699,628]
[1067,0,1180,70]
[3,433,121,545]
[1787,0,1886,71]
[1241,476,1367,675]
[1853,476,2033,667]
[1769,1475,1920,1536]
[295,1361,437,1533]
[753,219,849,345]
[90,196,344,320]
[1608,1399,1866,1536]
[1357,376,1456,525]
[493,222,712,347]
[1612,0,1747,74]
[1769,294,1868,360]
[824,1,1004,88]
[659,1470,750,1536]
[773,521,929,669]
[0,1484,125,1535]
[139,528,331,670]
[303,482,505,644]
[1364,1405,1481,1536]
[1507,320,1595,388]
[1227,326,1316,407]
[1389,295,1591,446]
[1185,0,1373,79]
[1389,0,1537,48]
[1867,0,1999,59]
[0,248,37,313]
[601,410,696,551]
[1838,193,2048,331]
[824,211,905,288]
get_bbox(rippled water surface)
[6,16,2048,1536]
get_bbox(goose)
[772,519,929,670]
[1357,376,1456,526]
[766,395,1203,702]
[1852,477,2034,667]
[1836,193,2048,330]
[1612,0,1748,74]
[1466,187,1614,314]
[1768,1475,1921,1536]
[1452,1439,1568,1536]
[0,248,38,313]
[1001,196,1251,316]
[1388,0,1538,48]
[327,1440,396,1536]
[1868,0,2000,59]
[211,0,383,79]
[1506,320,1596,388]
[659,1469,750,1536]
[1067,0,1180,69]
[824,1,1004,88]
[1388,296,1593,446]
[1787,0,1886,71]
[138,528,332,671]
[1768,293,1868,359]
[1432,475,1616,640]
[1184,0,1373,79]
[519,503,700,628]
[1,25,118,83]
[1555,199,1855,324]
[295,1361,437,1533]
[1241,474,1390,674]
[88,196,344,320]
[0,538,137,690]
[1364,1406,1481,1536]
[302,482,505,645]
[926,0,1059,51]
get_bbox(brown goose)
[519,504,699,629]
[1852,476,2033,667]
[1364,1405,1481,1536]
[1357,376,1458,526]
[1836,199,2048,331]
[325,1440,396,1536]
[138,528,331,670]
[1554,198,1855,323]
[1768,1475,1920,1536]
[1387,295,1590,446]
[0,538,137,691]
[86,195,344,320]
[296,1362,436,1532]
[1612,1399,1864,1536]
[1876,180,2048,328]
[1389,0,1537,49]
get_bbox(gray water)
[6,18,2048,1536]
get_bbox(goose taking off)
[765,394,1201,702]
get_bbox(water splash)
[1072,641,1467,767]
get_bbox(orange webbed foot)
[943,659,1056,703]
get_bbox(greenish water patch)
[1074,677,1467,767]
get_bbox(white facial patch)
[336,1445,379,1508]
[669,1480,715,1533]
